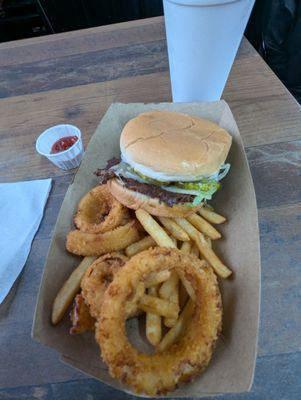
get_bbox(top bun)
[120,111,232,182]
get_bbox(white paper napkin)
[0,178,52,303]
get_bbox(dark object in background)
[0,0,162,42]
[263,1,301,103]
[246,0,301,103]
[38,0,163,32]
[0,0,53,42]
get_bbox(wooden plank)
[1,73,301,182]
[230,95,301,148]
[0,73,171,182]
[0,238,51,325]
[0,236,85,388]
[225,40,290,101]
[36,175,74,241]
[54,352,301,399]
[0,16,165,49]
[246,140,301,208]
[258,203,301,356]
[0,36,292,102]
[1,351,300,398]
[0,17,165,66]
[0,40,168,98]
[0,17,255,68]
[0,321,84,389]
[225,41,301,147]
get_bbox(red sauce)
[51,135,78,154]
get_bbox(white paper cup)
[36,124,84,170]
[163,0,255,102]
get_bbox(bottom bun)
[108,179,201,218]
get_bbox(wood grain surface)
[0,16,300,400]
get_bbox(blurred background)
[0,0,300,103]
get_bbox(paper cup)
[163,0,255,102]
[36,124,84,170]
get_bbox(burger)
[96,110,232,217]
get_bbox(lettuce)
[163,180,220,205]
[110,161,228,205]
[192,180,220,205]
[176,180,220,192]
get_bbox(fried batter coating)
[66,220,141,256]
[96,247,222,396]
[74,184,129,233]
[81,253,128,319]
[70,293,95,334]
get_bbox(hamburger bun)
[120,110,232,181]
[107,110,232,217]
[108,179,201,218]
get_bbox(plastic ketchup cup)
[36,124,84,170]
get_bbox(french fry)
[158,217,190,242]
[146,285,162,346]
[205,236,212,248]
[179,282,189,309]
[145,270,171,288]
[157,299,195,352]
[187,213,221,240]
[138,294,179,319]
[176,268,196,301]
[170,235,178,247]
[159,271,180,327]
[196,236,231,278]
[175,218,232,279]
[135,209,176,248]
[190,242,199,257]
[180,241,192,253]
[198,207,226,224]
[125,235,156,257]
[156,228,180,327]
[51,256,97,325]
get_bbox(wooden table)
[0,16,301,400]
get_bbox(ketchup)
[51,136,78,154]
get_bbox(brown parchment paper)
[32,101,260,398]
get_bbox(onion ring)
[74,184,129,233]
[81,253,128,319]
[96,247,222,396]
[70,293,95,334]
[66,220,141,256]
